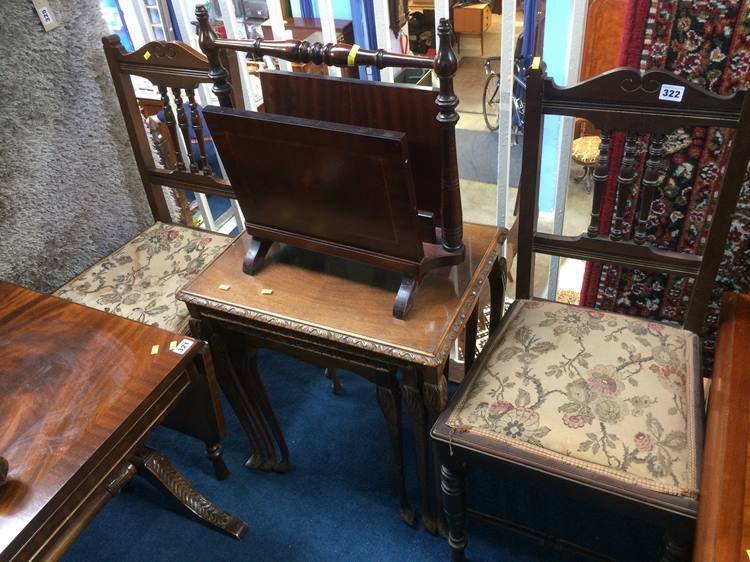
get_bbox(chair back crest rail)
[195,5,464,253]
[516,61,750,333]
[102,35,244,223]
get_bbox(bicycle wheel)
[482,72,500,131]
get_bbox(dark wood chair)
[432,59,750,561]
[53,36,249,480]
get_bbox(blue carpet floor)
[65,350,665,561]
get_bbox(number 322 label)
[659,84,685,102]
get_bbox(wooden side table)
[0,283,246,561]
[452,3,492,55]
[177,222,506,533]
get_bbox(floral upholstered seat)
[55,222,232,332]
[446,299,700,497]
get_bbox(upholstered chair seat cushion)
[55,222,232,332]
[446,299,701,498]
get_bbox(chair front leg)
[660,524,693,562]
[441,461,468,562]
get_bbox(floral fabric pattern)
[448,300,699,497]
[55,222,231,331]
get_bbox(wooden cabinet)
[452,3,492,54]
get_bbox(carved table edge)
[176,246,498,368]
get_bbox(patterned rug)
[580,0,750,371]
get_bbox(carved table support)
[202,319,276,471]
[403,367,433,533]
[245,347,290,472]
[422,364,449,537]
[159,313,230,481]
[376,371,415,526]
[134,447,248,540]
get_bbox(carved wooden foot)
[441,463,468,562]
[393,276,420,320]
[325,367,343,394]
[403,368,434,534]
[376,374,415,527]
[242,237,273,275]
[226,333,279,471]
[135,447,248,540]
[205,442,229,481]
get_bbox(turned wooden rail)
[195,5,464,253]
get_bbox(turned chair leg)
[441,463,468,562]
[660,527,692,562]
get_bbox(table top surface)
[0,282,199,556]
[693,292,750,561]
[178,223,503,366]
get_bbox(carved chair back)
[516,60,750,333]
[195,5,465,254]
[102,35,243,225]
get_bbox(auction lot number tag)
[659,84,685,102]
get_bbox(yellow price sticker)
[347,44,360,67]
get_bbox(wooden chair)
[432,59,750,561]
[53,36,246,480]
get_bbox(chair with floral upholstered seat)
[52,36,251,480]
[432,59,750,561]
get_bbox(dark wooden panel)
[259,70,444,222]
[203,105,424,267]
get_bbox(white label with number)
[172,338,194,355]
[32,0,60,31]
[659,84,685,102]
